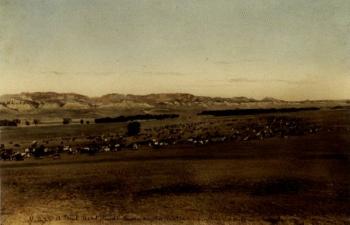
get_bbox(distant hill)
[0,92,261,112]
[0,92,348,118]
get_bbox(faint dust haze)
[1,0,350,100]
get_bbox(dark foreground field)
[1,110,350,224]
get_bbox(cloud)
[215,61,232,65]
[40,71,116,76]
[40,70,188,78]
[42,71,65,76]
[228,78,315,85]
[214,58,263,65]
[142,71,187,77]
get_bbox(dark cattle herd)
[0,115,326,161]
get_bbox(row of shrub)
[0,119,19,126]
[95,114,179,123]
[0,119,41,126]
[199,107,320,116]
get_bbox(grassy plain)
[1,109,350,224]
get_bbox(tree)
[32,145,45,158]
[63,118,72,125]
[13,119,21,125]
[127,121,141,136]
[33,119,40,125]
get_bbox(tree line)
[199,107,320,116]
[95,114,179,123]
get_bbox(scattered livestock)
[0,148,25,161]
[0,116,324,161]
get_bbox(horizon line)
[0,91,349,102]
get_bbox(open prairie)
[3,0,350,223]
[1,109,350,225]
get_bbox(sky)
[1,0,350,100]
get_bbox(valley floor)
[2,133,350,224]
[1,110,350,224]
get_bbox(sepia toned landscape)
[2,0,350,224]
[1,92,350,224]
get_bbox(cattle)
[52,153,61,160]
[0,148,13,160]
[1,115,322,161]
[12,152,25,161]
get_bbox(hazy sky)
[1,0,349,100]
